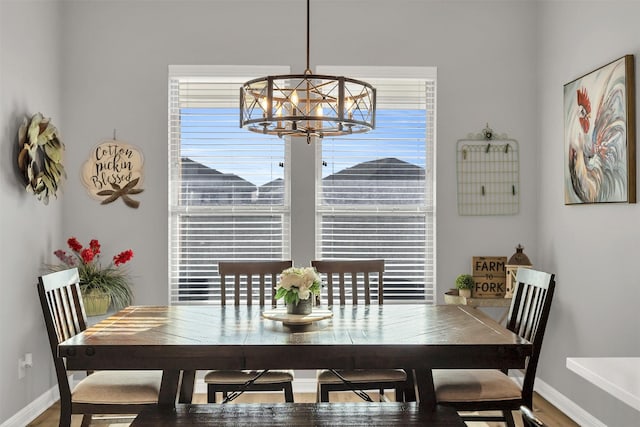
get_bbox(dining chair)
[37,268,162,427]
[311,259,409,403]
[520,405,547,427]
[432,267,556,427]
[203,260,295,403]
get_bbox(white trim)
[533,377,607,427]
[293,377,318,394]
[0,383,61,427]
[316,65,437,80]
[168,65,290,80]
[193,371,207,394]
[510,373,606,427]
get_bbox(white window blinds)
[315,67,436,303]
[169,66,290,305]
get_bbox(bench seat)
[131,402,464,426]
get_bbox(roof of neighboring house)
[180,156,425,191]
[259,178,284,191]
[323,157,425,181]
[181,157,255,189]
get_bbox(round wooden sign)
[81,140,144,208]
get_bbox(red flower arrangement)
[50,237,135,309]
[55,237,133,268]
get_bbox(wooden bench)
[131,403,465,426]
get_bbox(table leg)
[414,369,436,411]
[179,370,196,403]
[158,369,181,406]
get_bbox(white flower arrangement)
[275,267,321,305]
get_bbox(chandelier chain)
[306,0,310,73]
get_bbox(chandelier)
[240,0,376,143]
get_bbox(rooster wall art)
[563,55,635,204]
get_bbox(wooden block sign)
[472,256,507,297]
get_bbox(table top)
[60,304,531,408]
[60,304,530,371]
[567,357,640,412]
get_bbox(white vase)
[458,288,472,298]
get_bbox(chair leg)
[504,409,516,427]
[394,386,404,402]
[179,370,196,403]
[59,400,72,427]
[80,414,92,427]
[319,384,330,402]
[284,383,294,402]
[207,384,216,403]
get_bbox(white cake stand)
[261,308,333,326]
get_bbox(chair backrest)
[311,259,384,306]
[218,260,293,306]
[507,267,556,407]
[37,268,87,401]
[520,405,547,427]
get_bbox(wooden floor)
[28,391,578,426]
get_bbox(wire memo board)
[456,138,519,215]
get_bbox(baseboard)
[0,384,60,427]
[292,377,317,394]
[533,377,606,427]
[511,374,606,427]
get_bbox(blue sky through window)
[180,108,427,186]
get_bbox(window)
[168,66,290,304]
[169,66,436,305]
[316,67,436,303]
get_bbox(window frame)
[315,66,437,304]
[168,65,436,305]
[168,65,291,305]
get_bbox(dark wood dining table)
[58,304,531,411]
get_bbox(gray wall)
[57,0,539,305]
[0,0,64,423]
[537,1,640,425]
[2,0,635,425]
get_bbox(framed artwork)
[563,55,636,204]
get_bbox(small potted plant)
[455,274,475,298]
